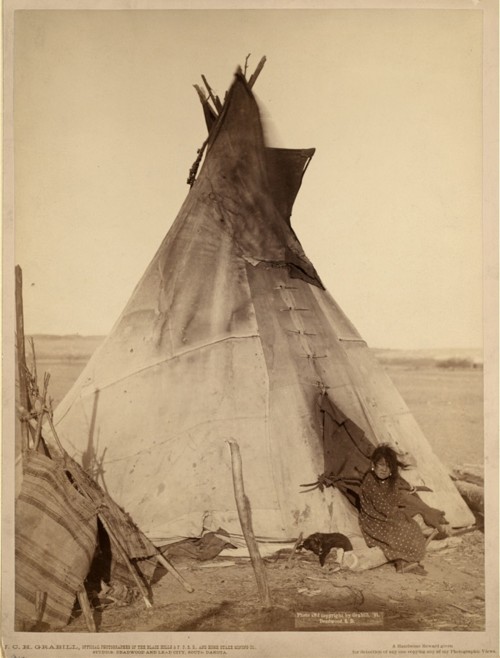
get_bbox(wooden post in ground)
[15,265,30,449]
[96,513,153,609]
[33,590,47,627]
[424,528,439,548]
[227,440,272,608]
[285,532,303,569]
[155,552,194,593]
[33,373,50,452]
[77,586,96,632]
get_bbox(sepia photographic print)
[2,2,498,657]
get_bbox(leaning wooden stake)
[155,552,194,593]
[285,532,303,569]
[227,440,272,607]
[77,586,97,632]
[424,528,439,548]
[33,590,47,627]
[33,373,50,452]
[15,265,30,450]
[97,513,152,609]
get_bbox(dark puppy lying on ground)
[298,532,353,566]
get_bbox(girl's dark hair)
[370,444,408,488]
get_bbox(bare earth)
[61,533,485,633]
[28,338,485,633]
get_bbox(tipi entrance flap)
[318,389,475,529]
[328,341,474,527]
[319,392,373,507]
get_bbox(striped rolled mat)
[15,450,98,630]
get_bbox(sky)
[10,6,486,349]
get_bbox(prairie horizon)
[16,333,484,471]
[26,333,484,364]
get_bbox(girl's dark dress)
[359,471,426,563]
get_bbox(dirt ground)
[61,529,484,633]
[25,339,485,634]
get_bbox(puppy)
[298,532,353,567]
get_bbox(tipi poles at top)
[188,57,267,188]
[200,55,267,117]
[201,74,223,113]
[247,56,267,89]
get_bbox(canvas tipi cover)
[48,68,474,546]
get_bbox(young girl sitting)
[358,444,434,574]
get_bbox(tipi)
[47,64,474,548]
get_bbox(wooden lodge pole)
[96,514,153,609]
[286,532,303,569]
[76,586,97,632]
[227,440,272,608]
[15,265,30,449]
[201,74,222,113]
[247,56,267,89]
[155,552,194,593]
